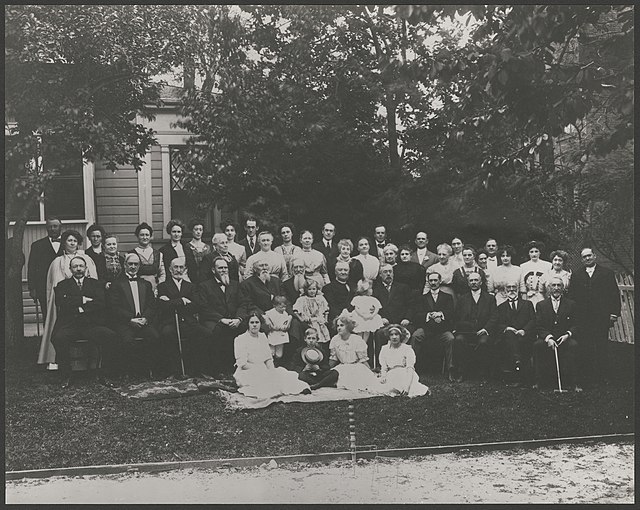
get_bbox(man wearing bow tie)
[158,257,214,377]
[108,252,164,378]
[51,256,119,388]
[312,222,339,263]
[198,256,244,375]
[495,282,536,385]
[534,277,581,391]
[27,217,63,320]
[484,238,499,273]
[373,225,389,261]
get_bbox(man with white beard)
[282,258,307,306]
[198,257,244,375]
[239,260,284,319]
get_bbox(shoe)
[300,388,312,395]
[574,385,583,393]
[61,377,71,389]
[47,363,59,371]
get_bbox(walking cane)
[174,311,186,378]
[35,299,41,336]
[553,342,567,393]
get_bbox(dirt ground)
[6,441,634,504]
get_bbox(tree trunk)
[386,91,400,173]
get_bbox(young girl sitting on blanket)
[264,295,291,363]
[378,324,430,397]
[329,314,381,392]
[293,279,331,357]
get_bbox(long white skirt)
[333,363,383,392]
[234,365,309,399]
[381,367,429,397]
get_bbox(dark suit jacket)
[199,251,240,282]
[158,241,198,284]
[197,278,242,325]
[156,278,200,326]
[454,291,497,334]
[536,297,578,341]
[28,236,63,300]
[108,276,157,324]
[328,257,364,287]
[322,281,354,325]
[54,277,107,328]
[413,291,455,334]
[409,249,438,270]
[240,236,261,257]
[569,264,621,326]
[451,266,488,296]
[495,299,536,336]
[282,277,303,309]
[372,279,414,324]
[393,261,427,294]
[238,274,283,318]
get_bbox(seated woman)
[292,327,339,390]
[328,314,381,392]
[331,238,364,286]
[378,324,430,397]
[233,313,310,399]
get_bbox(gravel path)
[6,441,634,504]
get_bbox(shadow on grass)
[5,337,635,471]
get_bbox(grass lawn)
[5,337,635,471]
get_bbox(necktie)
[128,276,139,282]
[510,300,516,311]
[249,238,255,252]
[76,279,83,290]
[326,241,331,249]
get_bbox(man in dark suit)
[198,256,245,375]
[372,264,415,365]
[394,245,427,295]
[410,271,455,376]
[534,277,581,391]
[157,257,214,377]
[281,258,307,354]
[409,231,438,270]
[323,261,355,335]
[569,247,621,384]
[238,260,284,318]
[108,252,164,378]
[453,272,498,382]
[312,222,339,276]
[51,256,119,388]
[373,224,389,262]
[494,282,536,385]
[239,217,261,257]
[27,217,63,320]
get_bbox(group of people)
[27,217,621,397]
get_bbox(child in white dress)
[329,314,381,392]
[293,280,331,354]
[349,279,384,362]
[378,324,430,397]
[263,296,291,363]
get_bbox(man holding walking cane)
[533,277,581,392]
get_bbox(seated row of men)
[51,243,617,393]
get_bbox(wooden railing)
[610,273,634,344]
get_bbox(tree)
[4,5,194,345]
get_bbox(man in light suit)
[569,247,621,384]
[410,271,455,376]
[51,256,119,388]
[198,256,245,375]
[239,217,261,257]
[534,277,581,391]
[453,272,498,382]
[27,217,63,320]
[108,252,164,378]
[410,231,438,270]
[158,257,214,377]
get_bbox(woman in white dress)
[487,245,522,306]
[297,230,330,289]
[378,324,430,397]
[541,249,572,297]
[426,243,456,297]
[37,230,98,366]
[354,236,380,282]
[233,313,309,399]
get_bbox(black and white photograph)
[5,3,634,504]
